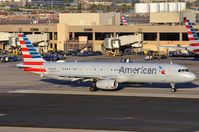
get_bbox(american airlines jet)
[162,18,199,54]
[16,34,196,92]
[121,15,129,25]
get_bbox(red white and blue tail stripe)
[17,34,46,74]
[184,18,199,54]
[121,15,129,25]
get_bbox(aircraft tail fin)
[17,33,46,73]
[121,15,129,25]
[184,18,199,53]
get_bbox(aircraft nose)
[183,72,196,82]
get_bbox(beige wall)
[0,44,3,49]
[93,40,103,51]
[59,13,121,26]
[99,13,121,26]
[57,23,69,50]
[150,11,197,23]
[0,24,56,33]
[150,12,181,23]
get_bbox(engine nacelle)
[96,79,118,90]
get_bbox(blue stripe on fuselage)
[32,56,41,58]
[29,52,39,55]
[26,45,34,48]
[25,42,31,45]
[27,48,36,51]
[23,38,28,41]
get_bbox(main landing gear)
[170,83,176,92]
[90,80,98,92]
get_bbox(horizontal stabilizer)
[16,63,31,68]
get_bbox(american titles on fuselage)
[119,66,159,75]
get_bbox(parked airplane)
[121,15,129,25]
[16,34,196,92]
[161,17,199,55]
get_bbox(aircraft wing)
[160,46,186,50]
[71,75,118,81]
[45,74,118,82]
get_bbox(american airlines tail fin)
[121,15,129,25]
[17,34,46,73]
[184,17,199,53]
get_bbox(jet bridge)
[102,33,143,56]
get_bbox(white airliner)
[16,33,196,92]
[161,18,199,54]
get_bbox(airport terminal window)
[54,32,57,40]
[95,32,113,40]
[144,33,157,41]
[23,32,32,35]
[117,32,134,36]
[54,44,57,50]
[47,32,53,40]
[50,43,53,48]
[182,33,189,41]
[69,32,73,40]
[160,33,180,41]
[75,32,93,40]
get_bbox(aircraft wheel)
[171,88,176,92]
[170,83,176,92]
[90,86,98,92]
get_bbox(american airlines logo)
[159,66,165,74]
[119,66,157,74]
[118,66,166,75]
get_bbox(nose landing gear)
[170,83,176,92]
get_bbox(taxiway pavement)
[0,93,199,131]
[0,56,199,131]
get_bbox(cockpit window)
[178,69,189,72]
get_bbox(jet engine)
[96,79,118,90]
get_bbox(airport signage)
[30,28,39,31]
[84,28,93,32]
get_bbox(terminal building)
[0,12,198,52]
[31,0,65,6]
